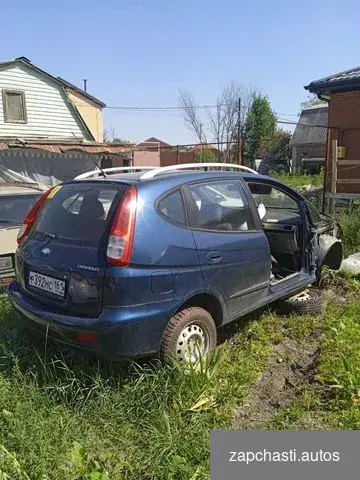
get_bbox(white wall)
[0,63,88,140]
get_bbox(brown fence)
[108,140,240,169]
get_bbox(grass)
[271,171,324,190]
[0,301,277,479]
[337,209,360,257]
[1,283,360,478]
[0,200,360,478]
[271,280,360,430]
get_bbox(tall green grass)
[337,210,360,257]
[0,302,277,479]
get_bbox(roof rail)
[140,163,258,180]
[74,166,156,180]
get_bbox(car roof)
[0,183,44,196]
[69,170,303,200]
[74,170,272,186]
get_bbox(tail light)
[107,186,137,267]
[17,187,55,245]
[76,332,98,345]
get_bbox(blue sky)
[1,0,359,144]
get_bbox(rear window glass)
[158,189,186,225]
[0,194,41,225]
[34,183,126,244]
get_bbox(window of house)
[158,189,186,225]
[2,90,27,123]
[187,181,255,232]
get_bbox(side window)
[158,189,186,225]
[187,180,255,232]
[247,182,300,223]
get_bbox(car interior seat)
[79,196,105,221]
[162,193,185,223]
[198,201,232,231]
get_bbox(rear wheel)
[278,288,326,315]
[160,307,217,366]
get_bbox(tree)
[194,147,219,163]
[259,129,292,173]
[178,82,256,162]
[104,125,131,143]
[242,95,276,168]
[299,93,326,113]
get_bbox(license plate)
[28,271,65,297]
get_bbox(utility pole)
[237,97,241,164]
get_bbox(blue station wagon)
[9,164,343,365]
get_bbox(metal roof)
[0,140,133,155]
[0,184,43,195]
[289,105,328,146]
[305,66,360,94]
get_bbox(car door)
[183,178,271,319]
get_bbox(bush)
[270,171,324,190]
[338,209,360,257]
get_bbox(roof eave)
[305,78,360,94]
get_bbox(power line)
[105,103,222,111]
[76,101,299,117]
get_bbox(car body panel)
[189,229,271,317]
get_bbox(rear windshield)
[33,183,127,245]
[0,194,41,225]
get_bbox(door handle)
[206,252,223,264]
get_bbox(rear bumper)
[9,283,179,359]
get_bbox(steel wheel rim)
[175,323,208,365]
[292,289,311,302]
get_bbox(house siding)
[327,91,360,194]
[0,64,89,139]
[67,90,104,142]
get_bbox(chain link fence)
[297,187,324,211]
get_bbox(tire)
[160,307,217,366]
[277,288,326,315]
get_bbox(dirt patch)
[235,338,321,428]
[326,276,357,305]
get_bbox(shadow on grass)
[217,306,275,346]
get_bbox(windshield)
[33,183,128,245]
[0,194,41,225]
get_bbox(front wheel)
[160,307,217,366]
